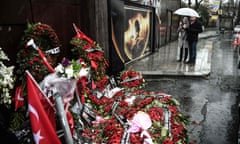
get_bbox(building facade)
[0,0,181,74]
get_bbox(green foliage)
[198,5,210,27]
[9,112,25,130]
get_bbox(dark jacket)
[187,20,203,42]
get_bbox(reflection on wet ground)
[129,31,240,144]
[125,34,214,76]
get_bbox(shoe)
[185,61,194,64]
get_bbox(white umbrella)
[174,8,200,18]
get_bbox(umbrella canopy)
[174,8,200,18]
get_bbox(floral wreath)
[70,24,108,82]
[16,22,61,82]
[11,23,61,130]
[119,70,145,90]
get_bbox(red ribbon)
[91,60,98,71]
[77,77,88,103]
[38,48,55,73]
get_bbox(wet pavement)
[125,29,240,144]
[125,29,217,77]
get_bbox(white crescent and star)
[29,104,45,143]
[33,130,44,144]
[17,92,24,101]
[28,104,39,121]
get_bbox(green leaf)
[161,127,168,137]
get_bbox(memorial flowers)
[0,47,15,107]
[16,22,61,82]
[6,23,192,144]
[120,70,146,90]
[81,90,190,144]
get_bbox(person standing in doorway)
[177,17,189,62]
[186,16,203,64]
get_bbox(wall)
[0,0,181,74]
[0,0,109,66]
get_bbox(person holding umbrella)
[177,17,190,62]
[186,16,203,64]
[174,8,202,64]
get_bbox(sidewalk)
[124,29,218,77]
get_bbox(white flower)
[78,67,90,78]
[65,66,74,79]
[56,58,83,79]
[0,47,9,60]
[0,47,15,106]
[55,64,64,73]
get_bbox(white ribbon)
[121,75,142,83]
[45,47,60,54]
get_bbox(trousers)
[188,40,197,63]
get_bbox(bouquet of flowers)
[0,47,15,107]
[119,70,146,90]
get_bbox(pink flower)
[128,111,152,133]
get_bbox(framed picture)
[123,2,155,61]
[108,0,155,71]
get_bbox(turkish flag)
[72,23,94,46]
[13,85,24,111]
[26,72,61,144]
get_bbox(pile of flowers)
[68,24,191,143]
[80,90,190,144]
[0,47,15,107]
[4,23,192,143]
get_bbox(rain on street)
[145,32,240,144]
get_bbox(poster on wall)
[109,0,155,65]
[124,5,153,60]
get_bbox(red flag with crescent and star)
[26,72,61,144]
[13,85,24,111]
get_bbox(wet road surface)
[144,33,240,144]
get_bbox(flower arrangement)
[0,47,15,107]
[16,22,61,82]
[119,70,146,90]
[68,25,191,144]
[55,58,82,79]
[81,90,190,144]
[7,23,192,144]
[70,24,108,81]
[10,22,61,131]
